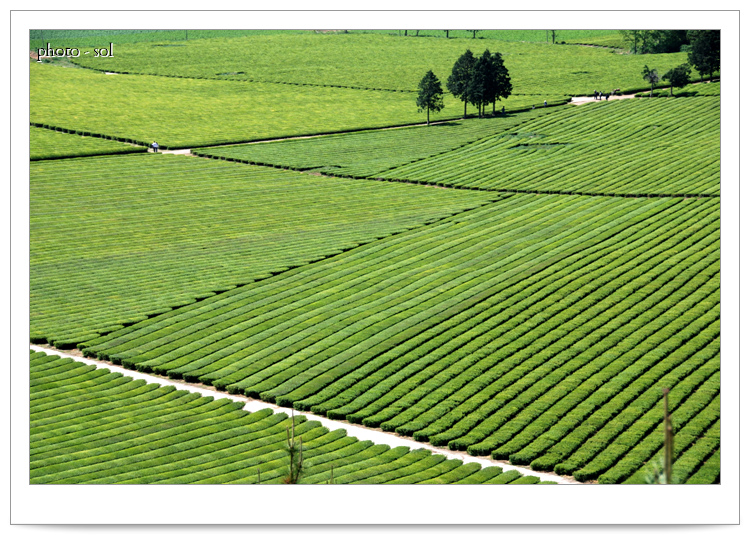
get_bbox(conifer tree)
[416,70,445,125]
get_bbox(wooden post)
[663,388,673,484]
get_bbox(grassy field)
[81,193,719,483]
[67,33,693,96]
[31,126,147,160]
[30,154,494,346]
[31,351,550,484]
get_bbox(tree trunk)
[427,107,430,125]
[492,100,496,115]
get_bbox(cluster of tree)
[447,49,512,118]
[416,49,512,125]
[619,30,691,55]
[620,28,720,77]
[642,63,693,97]
[687,30,720,81]
[638,30,719,98]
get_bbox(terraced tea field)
[636,81,721,98]
[30,62,548,149]
[69,33,694,96]
[31,154,493,346]
[81,193,719,483]
[193,107,559,177]
[379,97,719,195]
[197,97,718,197]
[27,28,722,489]
[31,351,550,484]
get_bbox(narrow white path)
[30,344,577,484]
[570,94,636,105]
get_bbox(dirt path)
[569,94,636,105]
[30,343,579,484]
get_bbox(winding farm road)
[30,343,577,484]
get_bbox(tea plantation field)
[81,193,719,483]
[30,62,549,149]
[28,29,721,486]
[196,96,719,196]
[379,97,719,195]
[31,126,147,160]
[30,154,494,346]
[69,33,692,96]
[31,351,549,484]
[192,107,559,177]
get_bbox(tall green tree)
[619,30,650,54]
[467,50,493,117]
[663,64,692,96]
[642,65,660,97]
[489,51,512,114]
[416,70,445,125]
[688,30,720,81]
[446,49,475,118]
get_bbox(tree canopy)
[416,70,445,125]
[663,64,692,96]
[688,30,720,81]
[447,49,512,118]
[446,50,475,118]
[619,30,690,54]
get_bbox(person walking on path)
[151,141,159,153]
[544,100,547,107]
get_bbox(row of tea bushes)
[81,194,719,483]
[30,351,550,484]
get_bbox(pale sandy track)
[30,343,578,484]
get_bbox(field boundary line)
[30,344,577,484]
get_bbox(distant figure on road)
[544,100,547,107]
[151,141,159,153]
[501,106,506,116]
